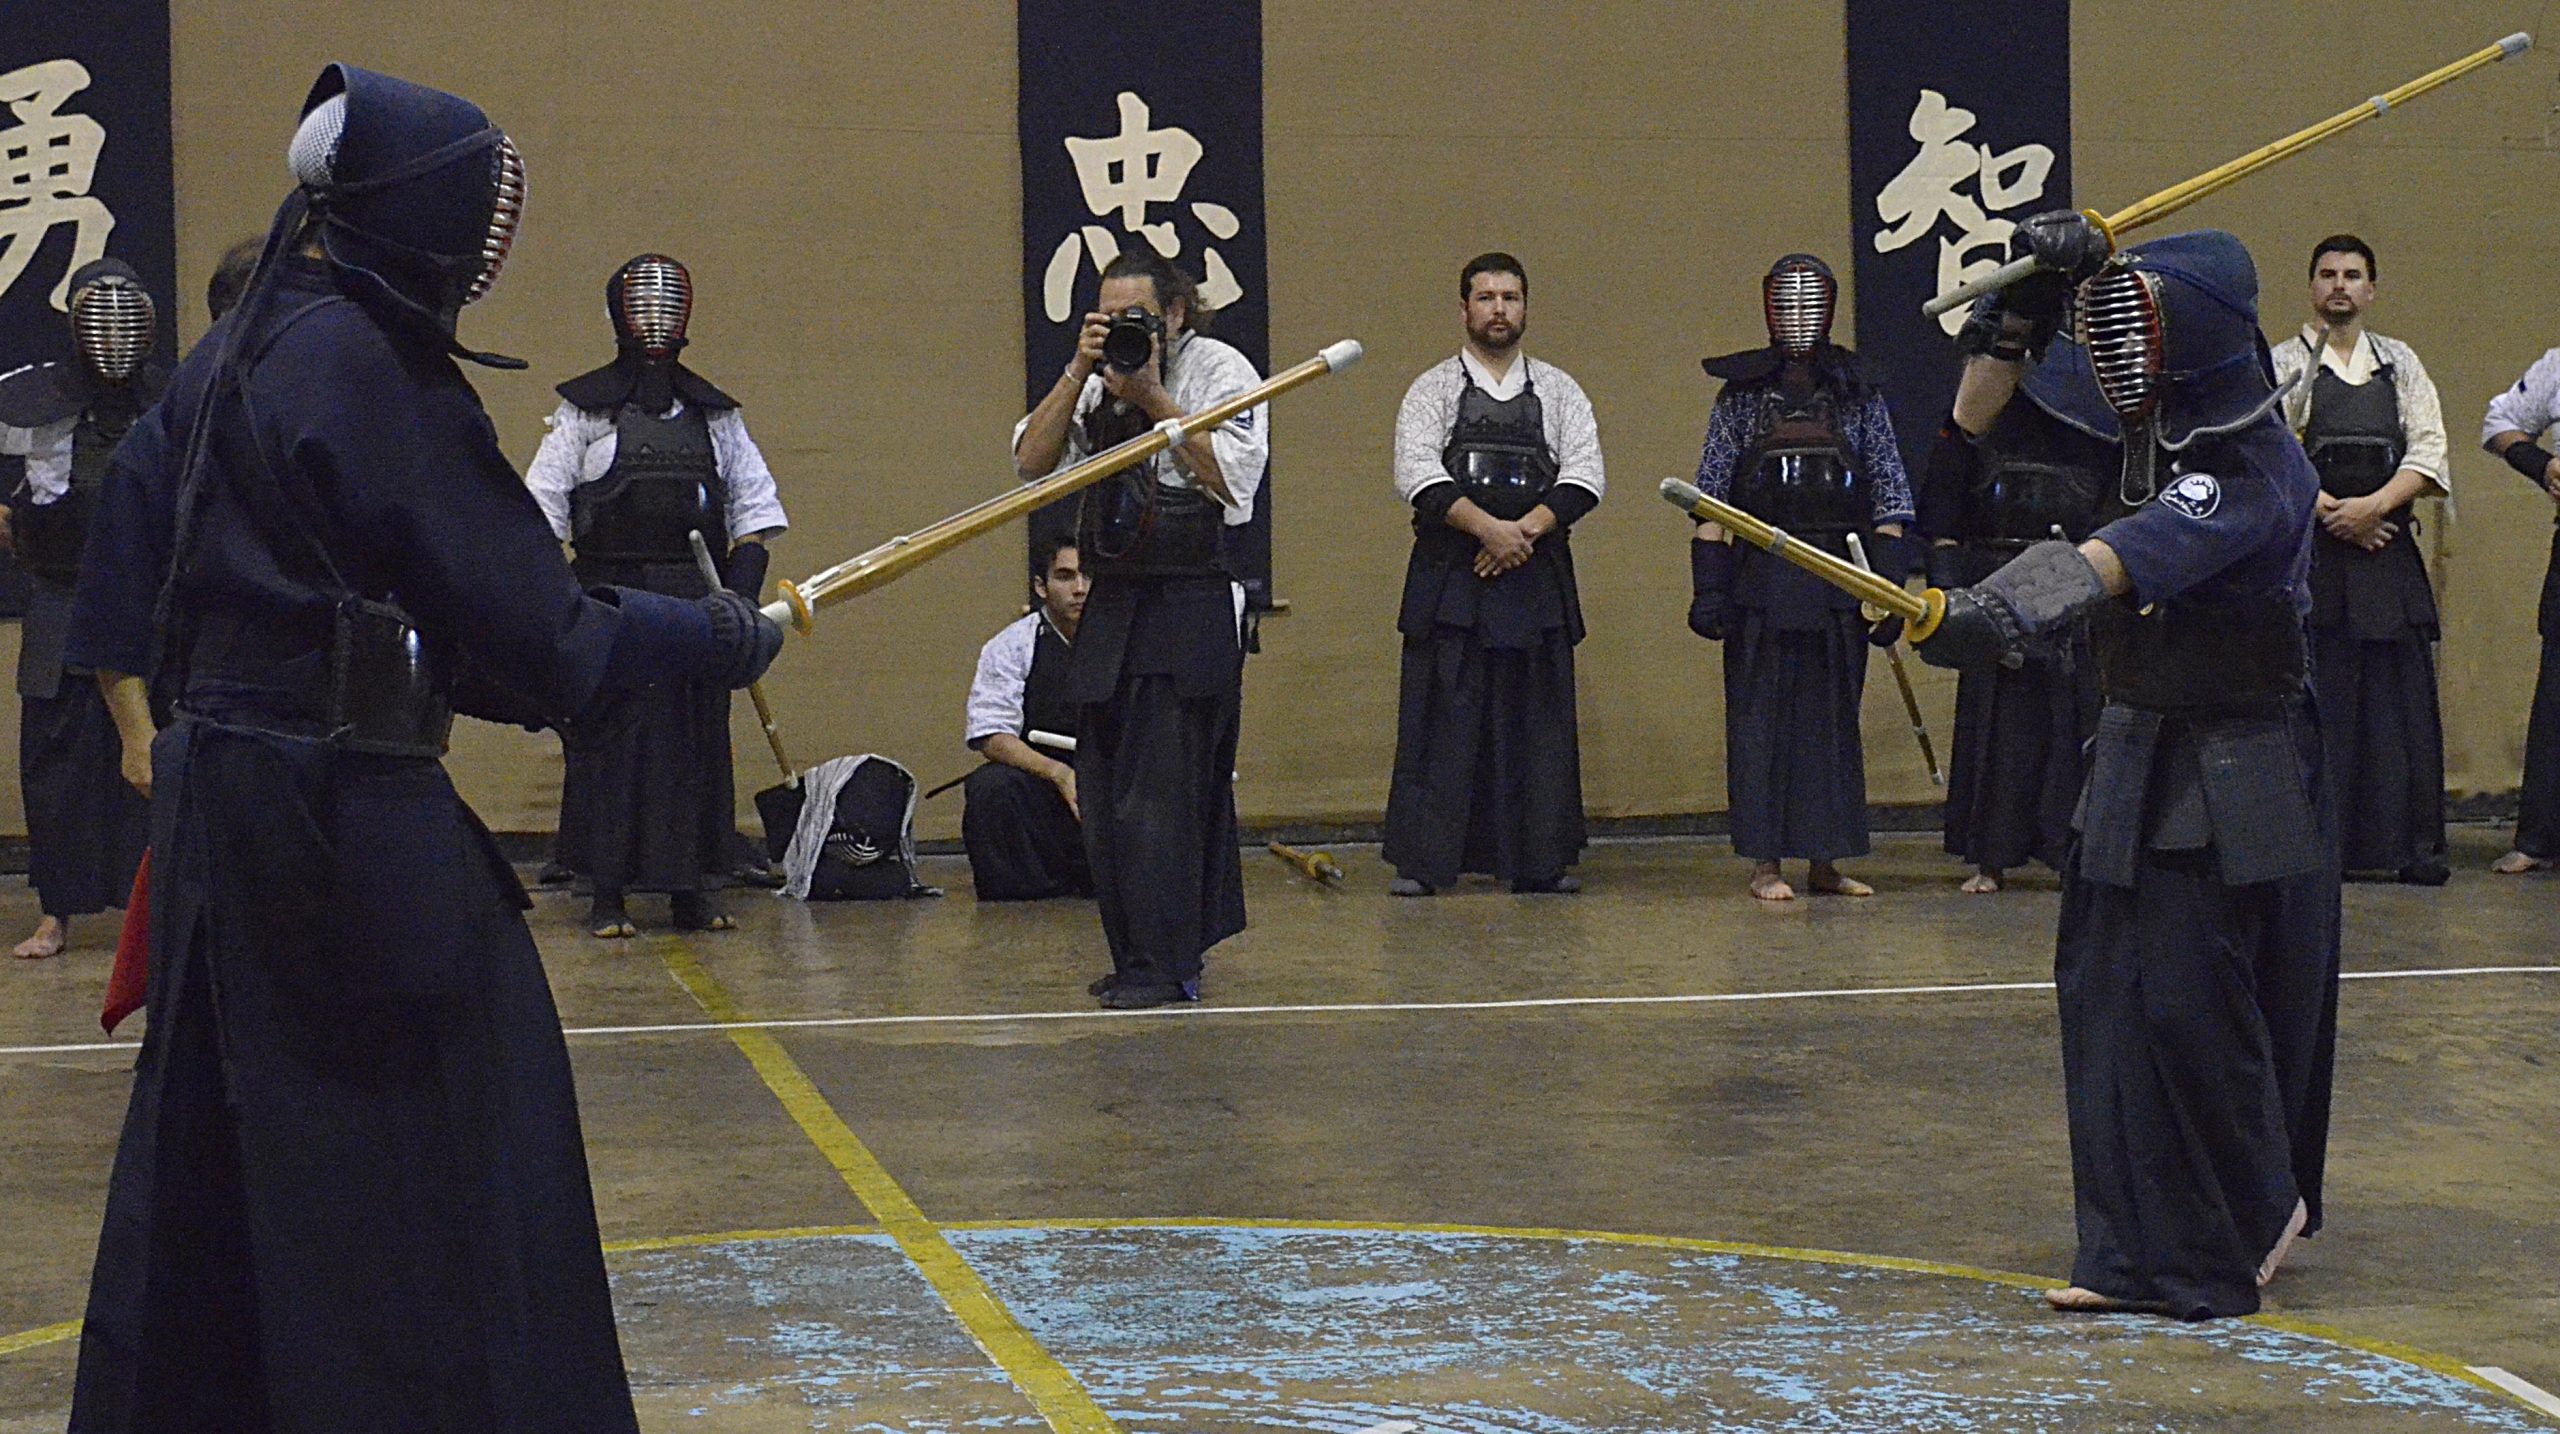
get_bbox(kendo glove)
[698,588,785,689]
[2015,209,2113,286]
[1687,538,1735,642]
[1912,587,2024,671]
[725,540,772,601]
[1914,539,2104,672]
[1953,268,2072,361]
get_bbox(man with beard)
[526,253,787,938]
[1915,223,2338,1319]
[0,259,160,958]
[2270,235,2452,885]
[1689,254,1913,902]
[961,536,1093,900]
[1918,280,2113,894]
[64,64,778,1426]
[1383,252,1602,897]
[1012,249,1264,1009]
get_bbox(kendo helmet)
[285,64,527,327]
[1762,254,1836,358]
[66,259,155,385]
[610,254,692,357]
[2073,230,2281,452]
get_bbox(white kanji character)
[0,60,115,311]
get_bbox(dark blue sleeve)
[64,396,178,677]
[2091,465,2297,607]
[276,309,641,717]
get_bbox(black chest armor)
[570,404,725,565]
[1439,367,1558,522]
[2085,449,2306,718]
[1020,617,1079,741]
[1074,398,1225,579]
[16,410,125,587]
[1730,385,1868,533]
[2302,362,2434,636]
[2302,364,2403,502]
[1962,399,2105,549]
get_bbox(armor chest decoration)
[570,404,725,565]
[2302,364,2403,502]
[16,409,125,586]
[1731,386,1867,533]
[1439,366,1558,522]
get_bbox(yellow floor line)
[605,1222,879,1255]
[0,1320,79,1357]
[652,938,1120,1434]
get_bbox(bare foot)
[1807,865,1874,898]
[1961,869,2004,895]
[12,915,65,960]
[1749,863,1795,903]
[2490,850,2553,875]
[2258,1198,2309,1288]
[2043,1285,2139,1312]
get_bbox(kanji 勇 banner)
[1018,2,1274,605]
[0,2,175,616]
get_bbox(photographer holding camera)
[1012,250,1267,1009]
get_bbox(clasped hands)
[1463,508,1551,579]
[2314,491,2397,551]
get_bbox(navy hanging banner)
[1845,0,2070,476]
[1018,1,1275,605]
[0,2,176,616]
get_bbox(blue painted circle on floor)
[609,1225,2547,1431]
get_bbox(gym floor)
[2,827,2554,1431]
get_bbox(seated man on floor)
[962,537,1094,900]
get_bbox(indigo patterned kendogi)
[1690,255,1915,891]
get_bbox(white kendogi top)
[1011,330,1268,526]
[522,398,788,543]
[0,416,76,503]
[1391,351,1605,506]
[2269,325,2449,494]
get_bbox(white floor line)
[4,964,2554,1060]
[2472,1366,2560,1417]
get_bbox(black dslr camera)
[1100,306,1165,373]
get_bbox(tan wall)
[8,2,2552,840]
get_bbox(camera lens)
[1101,308,1159,372]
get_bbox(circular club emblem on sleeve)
[2161,473,2222,519]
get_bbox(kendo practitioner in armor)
[1012,250,1265,1010]
[1383,252,1603,897]
[526,253,788,938]
[961,536,1092,900]
[0,261,159,959]
[62,65,780,1428]
[1913,222,2340,1319]
[2269,236,2452,885]
[1689,255,1915,903]
[2483,346,2560,876]
[1918,286,2113,894]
